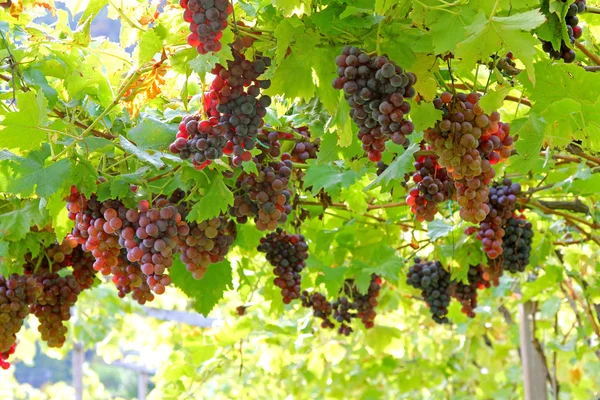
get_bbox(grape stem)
[574,41,600,66]
[291,162,308,170]
[585,5,600,14]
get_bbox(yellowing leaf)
[123,63,167,118]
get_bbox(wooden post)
[519,301,548,400]
[72,342,84,400]
[138,372,149,400]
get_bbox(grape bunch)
[67,191,125,275]
[181,0,232,54]
[1,342,16,370]
[69,241,98,291]
[29,271,81,348]
[118,199,184,295]
[170,114,228,171]
[301,275,382,335]
[406,258,452,324]
[332,46,417,162]
[476,178,521,259]
[542,0,585,63]
[450,265,490,318]
[424,92,514,223]
[300,291,335,329]
[499,216,534,273]
[257,229,308,304]
[0,274,42,353]
[406,153,454,222]
[230,157,293,231]
[178,216,237,280]
[349,274,382,329]
[288,127,320,163]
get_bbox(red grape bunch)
[406,153,454,222]
[118,199,185,295]
[406,258,452,324]
[67,190,125,275]
[170,114,229,171]
[182,0,232,54]
[0,274,42,353]
[300,274,382,336]
[178,216,237,280]
[0,342,16,370]
[450,264,490,318]
[424,92,514,223]
[499,216,534,273]
[333,46,417,162]
[29,271,81,348]
[475,178,521,259]
[542,0,585,63]
[230,157,293,231]
[257,229,308,304]
[288,127,320,163]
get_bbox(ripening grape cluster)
[170,114,229,170]
[257,229,308,304]
[0,275,42,353]
[499,216,534,273]
[170,49,272,169]
[29,271,81,348]
[1,342,16,370]
[476,179,521,259]
[178,216,237,280]
[230,156,293,231]
[332,46,417,162]
[450,265,490,318]
[424,92,514,223]
[542,0,585,63]
[406,153,454,222]
[67,187,239,300]
[181,0,232,54]
[300,274,382,336]
[406,258,452,324]
[289,127,320,163]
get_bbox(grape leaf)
[273,17,303,63]
[46,192,72,241]
[455,9,546,86]
[7,144,71,197]
[119,135,165,168]
[128,117,175,151]
[327,94,354,148]
[478,85,511,113]
[187,174,234,222]
[303,162,361,197]
[266,33,319,102]
[0,91,48,151]
[425,6,477,54]
[366,142,419,191]
[138,30,163,65]
[316,265,348,297]
[409,100,442,133]
[0,201,46,242]
[169,258,233,317]
[428,219,456,241]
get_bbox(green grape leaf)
[7,144,71,197]
[478,85,511,113]
[0,91,48,151]
[303,162,361,197]
[266,33,319,102]
[455,9,546,86]
[316,265,348,297]
[119,135,165,168]
[187,174,233,222]
[138,30,163,65]
[409,100,442,133]
[169,258,233,317]
[128,117,175,151]
[0,201,45,242]
[366,142,419,191]
[428,219,456,241]
[46,192,72,241]
[425,6,478,54]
